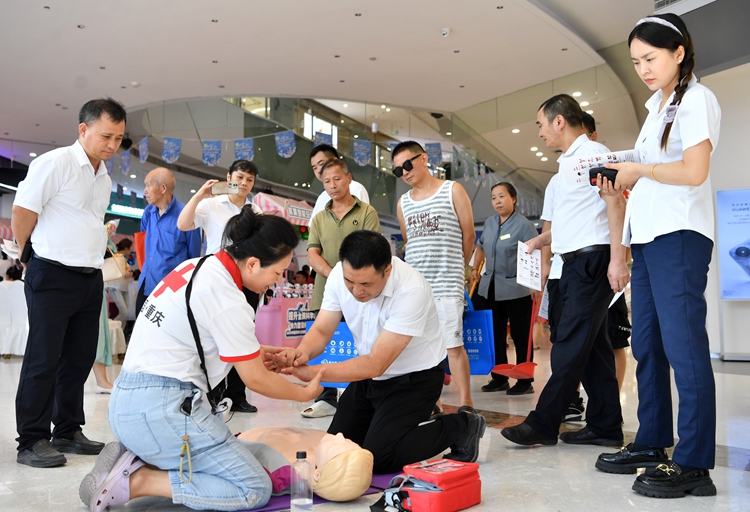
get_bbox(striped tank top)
[401,180,465,298]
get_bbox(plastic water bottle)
[290,451,313,511]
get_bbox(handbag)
[462,291,495,375]
[102,248,130,282]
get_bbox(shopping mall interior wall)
[700,62,750,358]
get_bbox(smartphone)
[211,181,239,195]
[730,239,750,278]
[588,167,618,186]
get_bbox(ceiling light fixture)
[512,129,520,134]
[334,55,340,58]
[343,103,348,107]
[211,19,218,23]
[55,103,60,106]
[355,13,361,16]
[446,132,452,136]
[561,48,568,51]
[381,105,386,109]
[580,101,589,107]
[340,80,345,83]
[370,57,377,61]
[454,50,460,53]
[459,85,465,88]
[586,109,594,114]
[218,85,225,88]
[354,135,359,138]
[530,146,538,151]
[212,60,218,63]
[541,157,548,162]
[44,5,50,9]
[99,66,105,70]
[190,189,196,193]
[29,152,37,157]
[130,174,136,178]
[121,86,126,89]
[123,187,128,191]
[77,24,85,29]
[535,152,543,156]
[572,92,582,97]
[385,108,390,112]
[294,182,298,186]
[341,119,345,123]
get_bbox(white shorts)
[435,297,464,349]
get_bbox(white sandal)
[300,400,337,418]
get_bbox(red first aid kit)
[401,459,481,512]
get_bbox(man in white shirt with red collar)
[502,94,629,448]
[12,98,126,468]
[273,231,485,473]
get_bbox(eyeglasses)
[393,154,423,178]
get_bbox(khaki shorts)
[435,297,464,349]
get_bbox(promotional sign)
[313,132,333,147]
[275,130,296,158]
[121,150,130,175]
[202,140,221,166]
[480,163,487,187]
[130,191,137,208]
[425,143,442,167]
[138,137,148,164]
[162,137,182,164]
[472,162,480,187]
[116,184,123,202]
[353,140,372,167]
[234,138,254,161]
[717,189,750,300]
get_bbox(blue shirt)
[138,196,202,296]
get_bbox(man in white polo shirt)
[12,98,126,468]
[273,231,485,473]
[502,94,629,447]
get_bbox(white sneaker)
[95,386,112,394]
[300,400,337,418]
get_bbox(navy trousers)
[631,230,716,469]
[525,250,622,439]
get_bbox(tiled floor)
[1,347,749,511]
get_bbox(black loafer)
[17,439,67,468]
[559,426,623,447]
[444,407,486,462]
[52,431,105,455]
[596,442,669,474]
[632,461,717,498]
[506,383,534,395]
[230,399,258,413]
[481,379,509,392]
[501,422,557,446]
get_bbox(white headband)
[635,17,683,37]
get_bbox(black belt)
[560,244,610,263]
[32,252,97,274]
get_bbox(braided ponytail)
[628,13,695,150]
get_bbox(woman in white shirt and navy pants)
[595,13,720,499]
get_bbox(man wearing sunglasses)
[394,141,475,411]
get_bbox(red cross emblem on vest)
[152,263,196,297]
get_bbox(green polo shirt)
[308,197,381,310]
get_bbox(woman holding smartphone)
[595,13,720,499]
[470,182,538,396]
[80,207,324,512]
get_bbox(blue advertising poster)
[105,157,114,175]
[202,140,221,167]
[353,140,371,167]
[121,150,130,175]
[717,189,750,300]
[234,138,254,161]
[274,130,296,158]
[138,137,148,164]
[472,162,480,186]
[130,191,137,208]
[425,143,442,167]
[313,132,333,147]
[162,137,182,164]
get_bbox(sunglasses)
[393,154,423,178]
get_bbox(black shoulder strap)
[185,255,216,410]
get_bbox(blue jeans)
[109,371,271,510]
[631,230,716,469]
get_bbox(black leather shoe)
[481,379,509,392]
[560,426,623,447]
[501,422,557,446]
[444,407,486,463]
[17,439,67,468]
[632,461,717,498]
[230,399,258,413]
[506,383,534,395]
[52,431,105,455]
[596,442,669,474]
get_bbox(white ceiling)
[0,0,660,196]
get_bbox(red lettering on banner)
[152,263,195,297]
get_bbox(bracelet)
[650,164,660,183]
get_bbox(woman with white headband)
[595,13,720,499]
